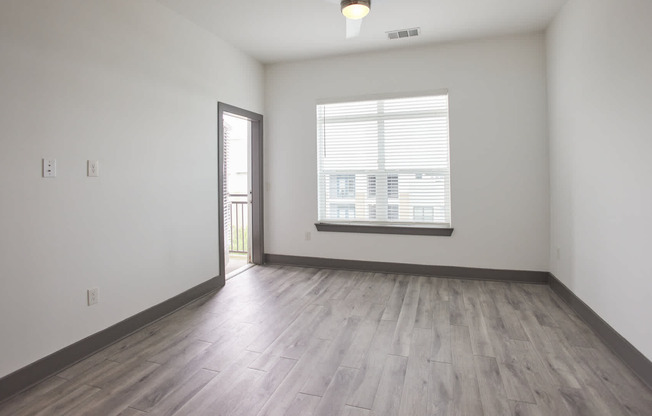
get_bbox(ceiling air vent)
[387,27,420,40]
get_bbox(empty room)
[1,0,651,415]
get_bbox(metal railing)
[229,194,248,253]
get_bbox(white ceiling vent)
[387,27,420,40]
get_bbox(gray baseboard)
[4,263,650,403]
[549,273,652,390]
[0,276,223,403]
[264,253,549,284]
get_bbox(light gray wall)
[547,0,652,360]
[0,0,263,378]
[264,34,550,272]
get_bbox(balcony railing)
[229,193,248,253]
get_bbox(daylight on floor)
[1,0,651,415]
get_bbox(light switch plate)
[87,160,99,177]
[87,288,99,306]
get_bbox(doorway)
[218,103,263,283]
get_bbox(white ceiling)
[156,0,567,64]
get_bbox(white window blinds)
[317,93,451,227]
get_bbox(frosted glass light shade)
[341,1,370,20]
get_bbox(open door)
[218,103,263,283]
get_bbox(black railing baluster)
[240,203,244,251]
[229,203,234,251]
[228,194,248,254]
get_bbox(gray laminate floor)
[1,265,651,415]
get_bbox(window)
[368,204,376,220]
[368,174,397,199]
[367,175,376,198]
[329,174,355,199]
[388,204,399,220]
[316,92,452,230]
[331,204,355,219]
[387,174,398,199]
[413,206,434,222]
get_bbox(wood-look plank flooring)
[1,265,652,415]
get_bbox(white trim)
[316,88,449,106]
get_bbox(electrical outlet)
[305,231,311,241]
[87,160,99,177]
[556,247,560,260]
[42,159,56,178]
[87,288,99,306]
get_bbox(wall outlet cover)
[42,159,56,178]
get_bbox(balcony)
[228,193,248,254]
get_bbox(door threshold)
[226,263,254,280]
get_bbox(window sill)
[314,222,454,236]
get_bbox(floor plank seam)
[2,265,651,416]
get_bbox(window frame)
[315,90,454,237]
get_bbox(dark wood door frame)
[218,102,264,285]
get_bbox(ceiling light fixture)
[341,0,370,20]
